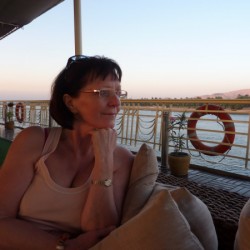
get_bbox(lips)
[102,108,119,116]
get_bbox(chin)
[96,123,115,129]
[108,124,115,129]
[106,122,115,129]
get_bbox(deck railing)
[1,99,250,171]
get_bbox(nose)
[108,93,120,107]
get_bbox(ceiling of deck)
[0,0,64,40]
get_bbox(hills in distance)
[136,88,250,100]
[197,88,250,99]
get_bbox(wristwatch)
[91,178,112,187]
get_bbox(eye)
[99,89,112,97]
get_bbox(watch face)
[91,178,112,187]
[104,179,112,187]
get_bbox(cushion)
[160,184,218,250]
[90,187,204,250]
[121,143,159,224]
[234,198,250,250]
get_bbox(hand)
[67,226,115,250]
[90,128,117,159]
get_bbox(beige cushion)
[159,184,218,250]
[234,198,250,250]
[90,187,204,250]
[121,143,159,224]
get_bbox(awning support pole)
[74,0,82,55]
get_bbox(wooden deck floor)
[160,166,250,198]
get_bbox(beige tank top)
[18,127,90,234]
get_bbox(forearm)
[0,218,112,250]
[81,184,119,231]
[0,218,58,250]
[81,158,119,231]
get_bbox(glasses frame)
[80,89,127,99]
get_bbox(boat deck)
[160,166,250,198]
[189,168,250,197]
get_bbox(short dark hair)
[49,55,122,129]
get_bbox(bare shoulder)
[115,145,135,160]
[0,126,47,217]
[14,126,45,143]
[15,125,47,151]
[2,126,46,169]
[114,145,135,170]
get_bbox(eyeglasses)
[66,55,89,70]
[80,89,128,99]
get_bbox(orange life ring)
[15,102,25,123]
[187,104,235,156]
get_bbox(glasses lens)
[119,90,127,98]
[99,89,112,97]
[66,55,89,70]
[65,55,89,82]
[98,89,127,98]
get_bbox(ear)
[63,94,77,114]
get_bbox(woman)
[0,55,134,249]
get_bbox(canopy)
[0,0,64,40]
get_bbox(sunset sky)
[0,0,249,100]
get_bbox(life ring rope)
[187,104,235,156]
[15,102,25,123]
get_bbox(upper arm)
[0,126,45,218]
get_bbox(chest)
[45,148,94,188]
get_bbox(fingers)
[89,128,117,157]
[97,225,116,239]
[91,128,117,142]
[75,226,116,249]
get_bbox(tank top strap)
[41,127,62,156]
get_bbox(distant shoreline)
[143,106,250,113]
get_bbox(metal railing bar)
[187,138,245,148]
[188,127,245,135]
[187,117,249,124]
[245,115,250,168]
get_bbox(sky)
[0,0,250,100]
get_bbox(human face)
[72,75,122,129]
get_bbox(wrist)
[94,155,113,166]
[91,167,113,179]
[91,178,112,187]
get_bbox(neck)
[62,128,93,157]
